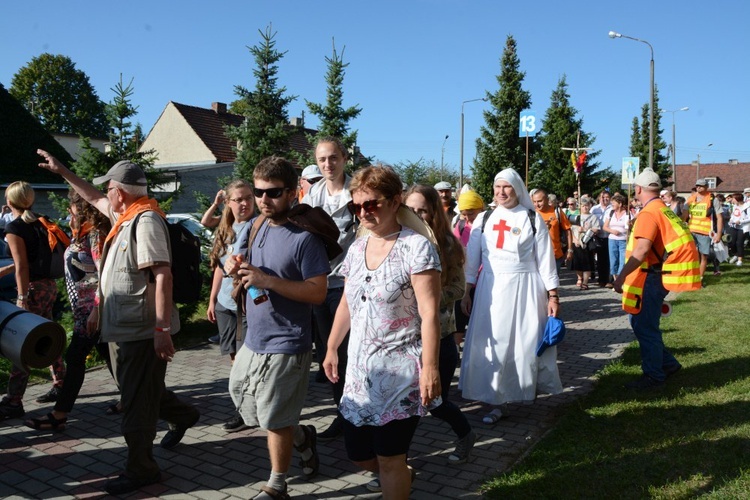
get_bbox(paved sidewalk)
[1,272,634,499]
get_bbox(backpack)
[34,216,70,280]
[134,212,203,304]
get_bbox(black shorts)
[343,416,420,461]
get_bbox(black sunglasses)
[305,177,321,185]
[253,187,290,199]
[347,197,388,215]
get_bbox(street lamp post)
[460,97,487,189]
[660,107,689,189]
[609,31,655,171]
[440,134,449,181]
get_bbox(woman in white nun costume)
[459,168,563,424]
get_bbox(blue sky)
[2,1,748,180]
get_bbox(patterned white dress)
[339,227,442,426]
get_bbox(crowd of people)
[1,138,748,498]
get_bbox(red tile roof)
[673,162,750,193]
[171,102,317,167]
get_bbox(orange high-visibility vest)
[622,201,700,314]
[687,194,713,235]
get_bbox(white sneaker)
[730,256,739,264]
[737,261,743,267]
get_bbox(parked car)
[165,213,213,257]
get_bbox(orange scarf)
[38,217,71,249]
[72,221,93,241]
[105,197,165,244]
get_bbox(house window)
[705,177,717,189]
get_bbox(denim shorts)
[692,233,711,255]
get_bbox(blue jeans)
[628,272,680,381]
[609,238,626,277]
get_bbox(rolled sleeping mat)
[0,301,66,372]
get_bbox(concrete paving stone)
[14,477,51,496]
[0,280,636,497]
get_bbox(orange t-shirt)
[537,206,571,259]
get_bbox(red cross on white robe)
[493,219,512,249]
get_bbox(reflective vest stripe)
[663,274,701,285]
[688,199,712,235]
[664,233,693,253]
[663,260,700,272]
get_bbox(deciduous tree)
[10,53,108,137]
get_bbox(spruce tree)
[472,35,532,202]
[530,75,599,199]
[629,88,670,183]
[303,40,362,169]
[226,25,296,180]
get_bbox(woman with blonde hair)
[207,179,254,431]
[26,189,114,430]
[0,181,66,421]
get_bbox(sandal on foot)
[482,408,503,425]
[294,424,319,479]
[25,412,67,431]
[105,403,123,415]
[253,485,291,500]
[576,279,582,288]
[581,283,589,290]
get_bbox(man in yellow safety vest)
[613,169,700,390]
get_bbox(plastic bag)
[712,240,729,263]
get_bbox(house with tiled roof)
[672,159,750,197]
[140,101,319,212]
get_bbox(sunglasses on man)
[253,187,291,199]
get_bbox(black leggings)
[727,226,745,258]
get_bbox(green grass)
[483,263,750,499]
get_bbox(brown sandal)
[25,412,67,432]
[256,485,291,500]
[294,424,319,479]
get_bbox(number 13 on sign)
[519,110,538,137]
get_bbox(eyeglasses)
[229,195,254,204]
[347,197,388,215]
[253,187,290,199]
[304,177,321,185]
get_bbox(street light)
[440,134,449,181]
[696,143,713,182]
[460,97,487,189]
[609,30,655,171]
[660,107,689,189]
